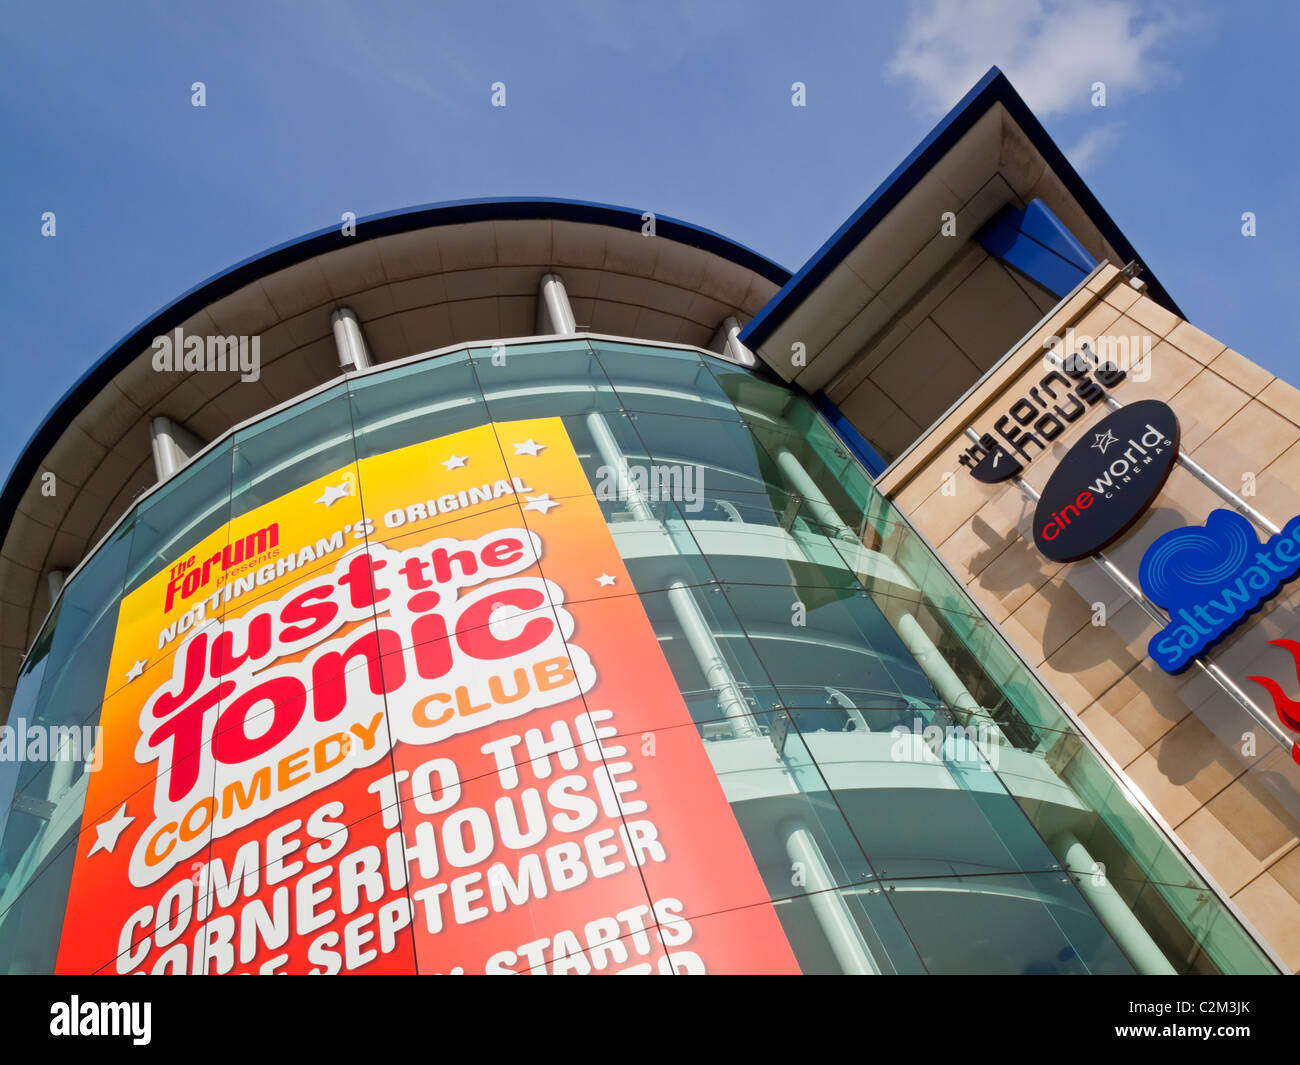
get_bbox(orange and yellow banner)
[56,417,799,974]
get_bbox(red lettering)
[149,633,236,800]
[456,588,553,660]
[164,574,184,613]
[278,584,338,642]
[338,553,389,610]
[399,557,432,590]
[310,628,403,723]
[210,612,272,677]
[409,591,452,680]
[482,536,525,568]
[430,546,479,584]
[213,676,307,763]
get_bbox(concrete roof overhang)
[0,199,789,707]
[739,67,1180,392]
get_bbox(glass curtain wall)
[0,337,1278,975]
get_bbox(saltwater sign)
[1141,509,1300,673]
[1032,399,1180,563]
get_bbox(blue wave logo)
[1140,509,1300,672]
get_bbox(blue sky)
[2,0,1297,480]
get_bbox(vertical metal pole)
[331,308,374,371]
[536,273,577,336]
[149,415,203,482]
[665,579,759,739]
[587,413,879,972]
[586,411,758,737]
[1103,395,1280,534]
[782,819,880,974]
[1055,831,1176,974]
[963,427,1292,752]
[712,316,757,368]
[774,447,857,543]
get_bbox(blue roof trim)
[0,198,790,541]
[1014,199,1096,273]
[739,66,1181,350]
[979,199,1098,298]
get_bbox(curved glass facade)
[0,337,1277,974]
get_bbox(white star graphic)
[442,454,467,470]
[315,482,350,507]
[523,494,559,514]
[595,574,617,587]
[1092,429,1119,455]
[513,439,546,457]
[124,659,147,682]
[88,804,134,857]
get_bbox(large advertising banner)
[55,417,800,974]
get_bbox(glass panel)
[721,583,941,710]
[623,410,783,497]
[348,350,487,459]
[592,340,737,420]
[0,335,1278,974]
[884,871,1136,974]
[14,518,135,795]
[124,446,232,596]
[0,819,79,974]
[230,386,353,519]
[470,341,621,420]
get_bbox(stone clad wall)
[880,263,1300,970]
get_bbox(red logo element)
[1248,639,1300,764]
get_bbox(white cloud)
[888,0,1180,117]
[1066,124,1124,170]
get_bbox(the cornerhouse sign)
[960,346,1127,484]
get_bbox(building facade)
[0,69,1294,974]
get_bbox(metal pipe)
[1103,395,1280,534]
[536,273,577,336]
[888,610,1007,745]
[782,818,880,974]
[1055,831,1176,974]
[587,410,758,736]
[586,412,654,523]
[331,308,373,371]
[149,415,203,481]
[713,315,757,368]
[966,427,1293,752]
[667,580,759,738]
[774,447,857,543]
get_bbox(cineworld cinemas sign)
[1032,400,1180,563]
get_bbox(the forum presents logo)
[1140,509,1300,673]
